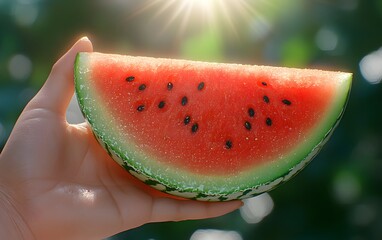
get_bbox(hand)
[0,37,242,240]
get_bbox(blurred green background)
[1,0,382,239]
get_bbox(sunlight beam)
[130,0,275,40]
[151,0,178,21]
[160,0,191,36]
[217,0,239,37]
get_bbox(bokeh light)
[240,193,274,224]
[190,229,242,240]
[12,1,39,27]
[350,203,377,227]
[332,170,362,204]
[8,54,33,82]
[315,27,339,52]
[359,47,382,84]
[338,0,358,11]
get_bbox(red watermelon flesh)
[74,52,351,201]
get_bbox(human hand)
[0,37,242,240]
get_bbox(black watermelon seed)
[282,99,292,106]
[245,121,252,130]
[248,108,255,117]
[138,84,146,91]
[191,123,199,133]
[197,82,205,91]
[261,81,267,86]
[225,140,233,149]
[167,82,173,90]
[137,105,145,112]
[181,96,188,106]
[158,101,165,109]
[266,117,272,126]
[126,76,135,82]
[184,116,191,125]
[263,95,270,103]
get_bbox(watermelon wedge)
[74,52,352,201]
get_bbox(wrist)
[0,185,35,240]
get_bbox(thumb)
[28,37,93,116]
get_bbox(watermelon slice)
[74,52,352,201]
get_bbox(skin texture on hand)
[0,37,242,240]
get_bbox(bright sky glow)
[183,0,217,8]
[131,0,271,37]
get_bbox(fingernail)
[80,36,90,42]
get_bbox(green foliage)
[281,35,316,67]
[181,29,224,62]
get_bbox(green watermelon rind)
[74,53,352,201]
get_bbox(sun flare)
[131,0,270,37]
